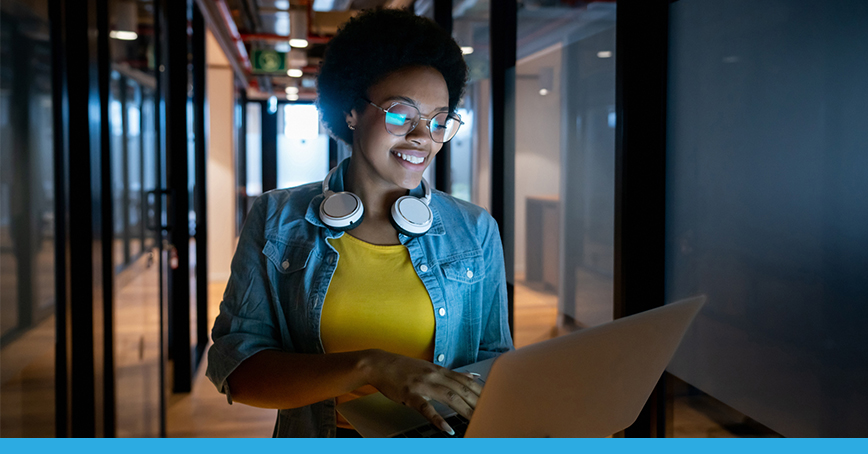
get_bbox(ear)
[345,109,359,129]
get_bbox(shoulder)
[248,182,322,235]
[429,189,498,240]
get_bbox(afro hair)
[316,8,468,144]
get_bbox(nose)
[405,119,431,145]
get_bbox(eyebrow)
[383,95,449,113]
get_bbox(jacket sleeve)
[205,195,284,402]
[476,212,515,360]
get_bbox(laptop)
[337,295,706,438]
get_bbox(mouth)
[392,149,427,166]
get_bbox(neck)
[344,158,408,221]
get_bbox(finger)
[431,384,475,420]
[406,395,454,435]
[446,370,484,398]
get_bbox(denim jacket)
[205,164,513,437]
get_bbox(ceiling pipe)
[193,0,250,87]
[238,32,330,44]
[214,0,252,73]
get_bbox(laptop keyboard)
[392,414,470,438]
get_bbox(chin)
[396,176,424,190]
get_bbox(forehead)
[367,66,450,111]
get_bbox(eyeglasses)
[363,98,464,143]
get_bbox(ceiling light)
[110,31,138,40]
[285,86,299,95]
[287,94,299,101]
[461,46,474,55]
[287,69,303,78]
[539,88,548,96]
[312,0,334,12]
[289,39,309,48]
[597,51,612,58]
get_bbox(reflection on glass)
[512,2,616,348]
[0,0,55,437]
[666,0,868,437]
[108,0,161,437]
[453,3,490,210]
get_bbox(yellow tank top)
[322,233,435,428]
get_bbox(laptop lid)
[464,295,705,437]
[338,295,705,438]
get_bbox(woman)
[206,8,512,438]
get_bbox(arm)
[225,348,367,409]
[478,213,514,359]
[230,348,481,435]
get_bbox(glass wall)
[245,102,263,199]
[107,0,161,437]
[513,2,616,347]
[453,2,491,210]
[276,103,329,188]
[0,0,55,437]
[666,0,868,437]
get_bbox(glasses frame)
[362,97,464,143]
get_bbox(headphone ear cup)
[320,191,364,231]
[390,196,433,237]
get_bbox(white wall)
[206,28,236,282]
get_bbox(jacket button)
[466,269,473,279]
[437,354,445,362]
[282,260,289,270]
[420,264,428,273]
[438,308,446,317]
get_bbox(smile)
[394,151,426,165]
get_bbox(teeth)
[396,152,425,165]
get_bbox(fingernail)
[440,421,455,436]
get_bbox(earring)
[348,123,355,130]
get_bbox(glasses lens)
[384,103,419,135]
[431,113,460,143]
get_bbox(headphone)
[319,161,433,237]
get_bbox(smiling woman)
[205,8,513,438]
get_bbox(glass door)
[107,0,164,437]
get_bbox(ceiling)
[217,0,420,101]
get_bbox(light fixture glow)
[274,0,290,10]
[287,94,299,101]
[539,88,549,96]
[287,69,303,78]
[461,46,474,55]
[110,30,138,41]
[597,51,612,59]
[289,39,309,48]
[285,86,299,95]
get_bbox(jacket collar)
[304,158,445,236]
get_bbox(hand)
[363,349,483,435]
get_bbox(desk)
[525,195,559,291]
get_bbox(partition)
[665,0,868,437]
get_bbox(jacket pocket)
[440,251,485,284]
[262,240,313,275]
